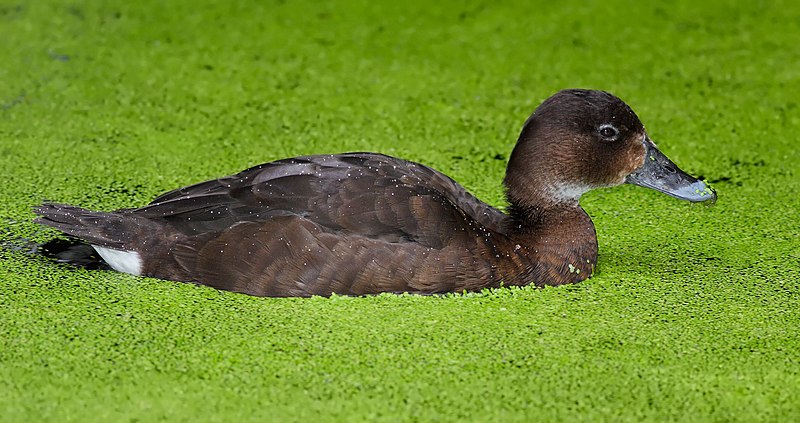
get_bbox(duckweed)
[1,0,798,422]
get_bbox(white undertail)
[92,246,142,276]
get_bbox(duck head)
[505,89,716,210]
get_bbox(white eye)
[598,124,619,139]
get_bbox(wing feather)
[134,153,506,247]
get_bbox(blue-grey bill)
[625,137,717,203]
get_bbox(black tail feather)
[33,203,131,248]
[1,233,110,270]
[37,238,111,270]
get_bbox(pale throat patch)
[92,246,143,276]
[549,182,593,202]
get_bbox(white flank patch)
[92,245,142,276]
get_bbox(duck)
[34,89,716,297]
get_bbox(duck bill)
[625,137,716,202]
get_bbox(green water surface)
[1,0,798,421]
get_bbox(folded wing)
[136,153,507,248]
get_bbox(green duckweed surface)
[1,0,799,421]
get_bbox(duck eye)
[598,124,619,140]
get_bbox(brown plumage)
[34,89,716,297]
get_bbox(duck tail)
[33,203,134,249]
[36,238,112,270]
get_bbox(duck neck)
[503,199,598,286]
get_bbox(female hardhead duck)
[35,89,716,297]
